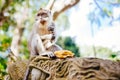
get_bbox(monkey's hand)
[43,40,53,49]
[40,51,56,58]
[40,34,52,40]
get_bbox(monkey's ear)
[48,9,51,14]
[49,10,51,14]
[39,8,43,10]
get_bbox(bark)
[7,57,120,80]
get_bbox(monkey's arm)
[29,34,46,55]
[43,40,53,49]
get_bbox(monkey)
[28,8,62,57]
[24,8,62,80]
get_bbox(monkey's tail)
[7,47,18,62]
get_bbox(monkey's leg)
[31,68,49,80]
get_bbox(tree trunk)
[10,6,28,56]
[10,27,24,56]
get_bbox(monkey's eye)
[42,13,48,17]
[49,11,51,14]
[37,13,41,16]
[48,27,54,31]
[35,18,38,21]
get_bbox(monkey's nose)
[40,20,46,24]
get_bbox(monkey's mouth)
[40,20,46,25]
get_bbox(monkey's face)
[35,8,52,25]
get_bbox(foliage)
[0,34,12,52]
[95,46,117,58]
[81,45,119,59]
[0,57,7,79]
[88,0,120,27]
[56,36,80,57]
[20,38,29,59]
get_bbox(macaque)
[24,8,62,80]
[28,8,62,57]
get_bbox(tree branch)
[0,0,12,26]
[11,27,24,56]
[51,0,80,20]
[45,0,55,10]
[10,6,28,56]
